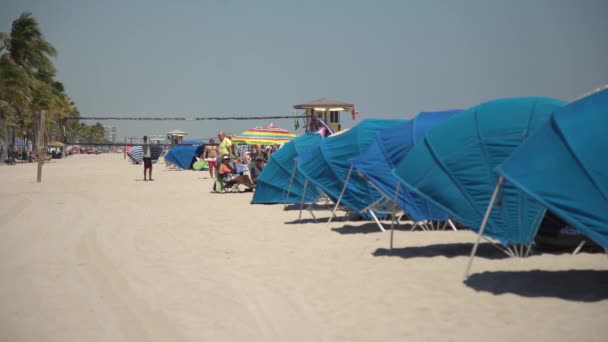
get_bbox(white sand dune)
[0,154,607,342]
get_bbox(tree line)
[0,12,107,160]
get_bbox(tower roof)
[294,97,354,109]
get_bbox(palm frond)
[8,12,57,73]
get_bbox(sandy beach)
[0,153,607,342]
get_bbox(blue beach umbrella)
[297,118,405,218]
[351,110,461,222]
[393,97,565,246]
[497,87,608,249]
[252,134,322,204]
[164,145,198,169]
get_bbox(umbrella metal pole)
[390,182,401,251]
[505,245,516,258]
[525,243,533,257]
[573,240,586,255]
[368,210,386,232]
[481,235,515,257]
[465,176,503,280]
[298,179,309,221]
[284,162,298,210]
[328,165,353,226]
[307,202,318,223]
[448,219,458,232]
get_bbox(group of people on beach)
[3,146,34,165]
[202,131,268,191]
[141,131,270,191]
[3,145,67,165]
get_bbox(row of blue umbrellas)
[252,86,608,277]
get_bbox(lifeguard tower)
[167,129,187,144]
[294,98,355,132]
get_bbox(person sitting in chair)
[219,155,254,190]
[249,156,265,185]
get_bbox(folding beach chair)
[213,157,256,193]
[213,174,241,193]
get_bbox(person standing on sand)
[204,138,218,179]
[142,136,153,181]
[216,131,232,172]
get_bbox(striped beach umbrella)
[127,145,163,164]
[127,146,143,163]
[232,125,296,145]
[151,145,163,160]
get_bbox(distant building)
[104,125,117,143]
[293,98,355,132]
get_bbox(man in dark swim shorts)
[142,136,153,181]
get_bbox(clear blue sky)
[2,0,607,141]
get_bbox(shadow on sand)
[284,218,326,224]
[465,270,608,302]
[282,204,318,211]
[373,242,509,260]
[283,204,301,211]
[331,220,456,235]
[331,222,388,235]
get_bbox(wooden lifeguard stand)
[294,98,355,132]
[167,129,187,144]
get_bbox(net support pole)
[328,165,353,226]
[284,162,298,210]
[61,118,68,143]
[36,111,46,183]
[464,176,503,280]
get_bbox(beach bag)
[193,160,209,171]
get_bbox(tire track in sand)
[0,196,31,229]
[77,225,187,342]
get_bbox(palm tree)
[0,12,58,160]
[0,52,31,159]
[0,12,99,157]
